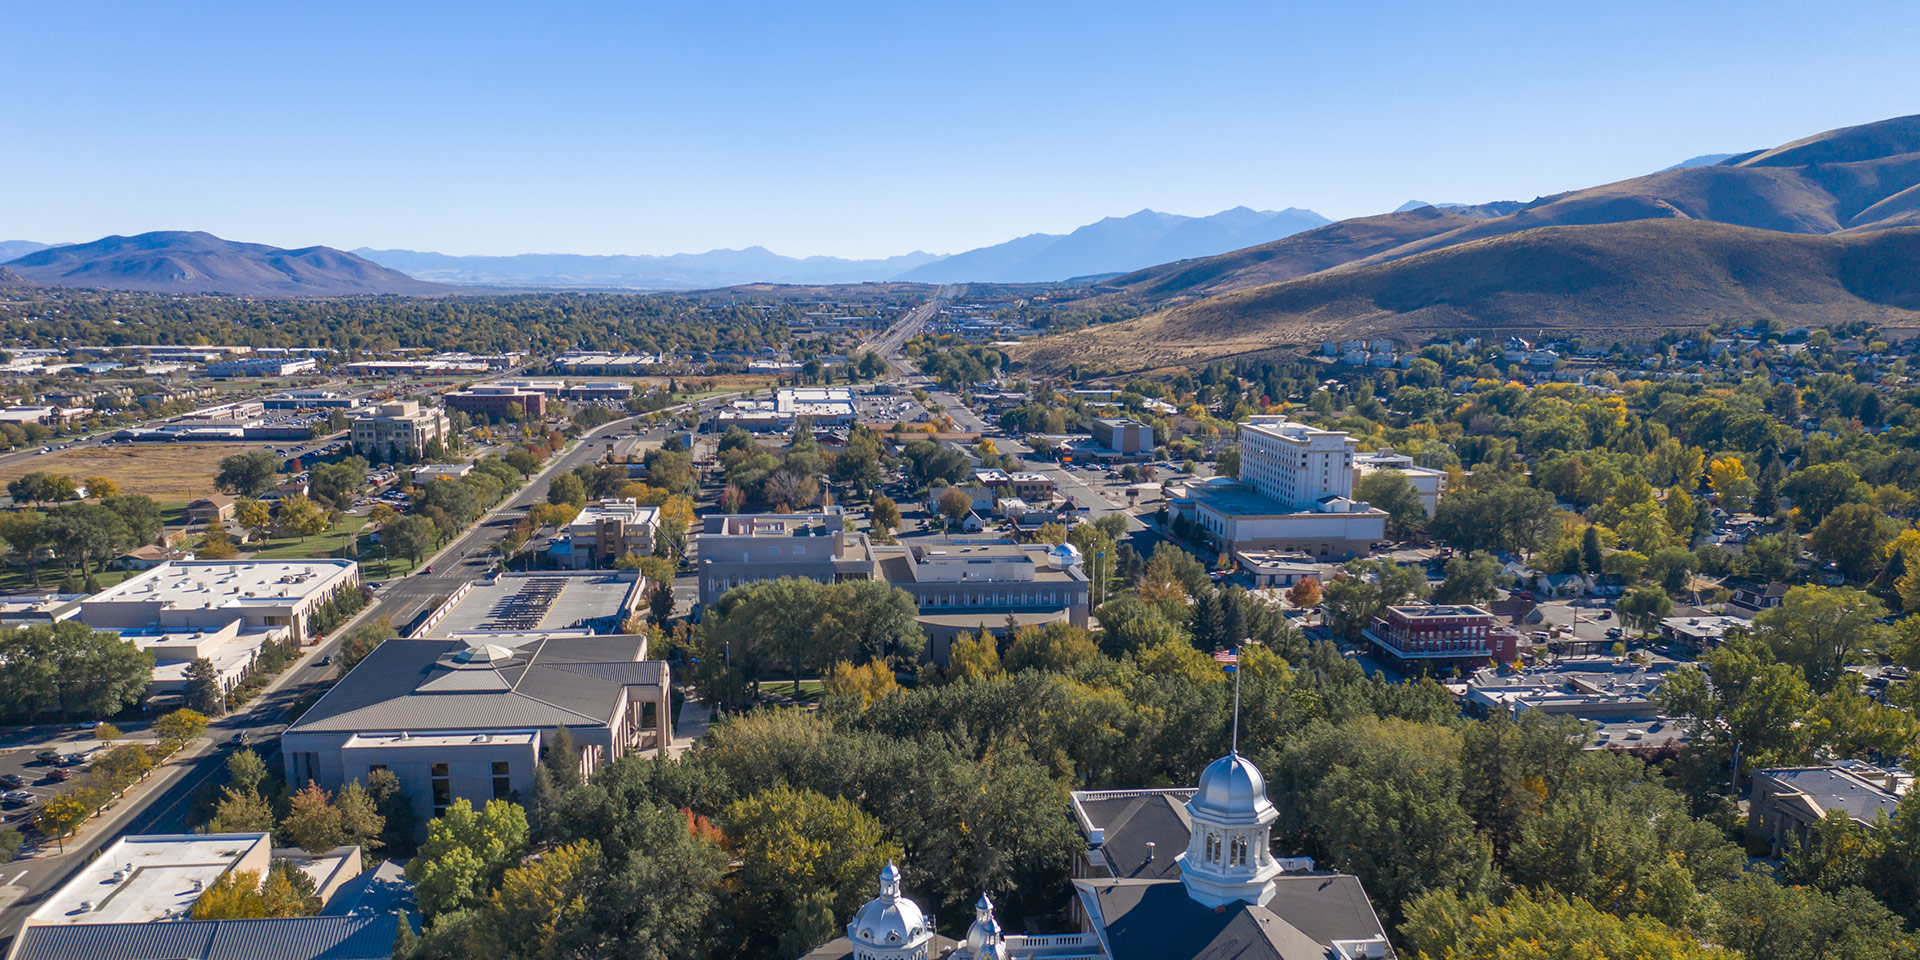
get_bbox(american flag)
[1212,649,1237,665]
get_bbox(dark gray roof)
[1760,767,1901,822]
[286,637,661,736]
[1080,876,1391,960]
[1077,791,1194,881]
[12,915,400,960]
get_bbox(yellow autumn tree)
[1707,457,1755,511]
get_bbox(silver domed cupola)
[847,862,935,960]
[1178,750,1284,908]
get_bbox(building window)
[1230,835,1248,866]
[431,762,451,815]
[1205,832,1222,864]
[492,761,512,800]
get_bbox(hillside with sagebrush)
[1015,220,1920,372]
[1013,114,1920,371]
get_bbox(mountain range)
[0,206,1335,294]
[1013,113,1920,372]
[2,232,451,296]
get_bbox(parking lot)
[0,728,131,831]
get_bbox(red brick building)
[1363,603,1519,673]
[443,386,547,420]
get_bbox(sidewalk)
[669,696,711,757]
[14,736,213,863]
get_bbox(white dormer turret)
[960,892,1004,958]
[1177,750,1284,908]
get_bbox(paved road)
[0,395,724,947]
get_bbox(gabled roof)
[1078,876,1389,960]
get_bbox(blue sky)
[3,1,1917,258]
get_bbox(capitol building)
[803,748,1394,960]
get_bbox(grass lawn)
[245,514,370,562]
[0,444,272,502]
[0,564,135,593]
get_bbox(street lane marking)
[7,871,23,886]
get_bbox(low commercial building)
[1234,550,1323,589]
[1748,761,1912,856]
[975,469,1056,502]
[1088,417,1152,455]
[1171,478,1387,559]
[1660,615,1747,649]
[350,400,449,460]
[281,634,672,831]
[207,357,319,377]
[78,560,361,645]
[1352,451,1447,516]
[9,833,405,960]
[411,463,474,483]
[411,570,648,640]
[1363,603,1520,674]
[554,498,660,568]
[442,384,547,420]
[696,507,875,606]
[873,539,1090,662]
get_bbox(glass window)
[432,778,452,807]
[430,762,449,777]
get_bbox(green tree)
[1580,524,1605,575]
[1433,550,1510,605]
[1659,633,1817,792]
[216,450,283,498]
[386,515,439,568]
[1808,502,1895,582]
[186,657,224,715]
[1751,586,1886,692]
[1355,469,1428,539]
[406,799,531,919]
[1617,585,1672,636]
[282,782,346,855]
[724,786,902,958]
[1783,462,1862,524]
[546,471,587,507]
[1708,873,1920,960]
[869,495,901,536]
[1401,888,1736,960]
[1322,558,1430,641]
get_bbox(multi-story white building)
[1238,416,1356,510]
[1167,417,1386,559]
[1352,451,1448,516]
[349,400,449,460]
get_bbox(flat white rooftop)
[32,833,270,926]
[344,730,539,749]
[83,560,358,610]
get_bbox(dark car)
[0,774,26,789]
[34,751,61,765]
[231,731,251,747]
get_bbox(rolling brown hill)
[3,231,453,296]
[1087,114,1920,311]
[1013,220,1920,373]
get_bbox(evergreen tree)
[186,657,224,716]
[1581,525,1604,575]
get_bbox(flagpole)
[1230,643,1241,756]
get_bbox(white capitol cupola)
[1177,750,1284,908]
[847,862,936,960]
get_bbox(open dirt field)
[0,444,267,502]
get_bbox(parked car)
[1,791,32,808]
[34,751,62,765]
[45,768,71,782]
[0,775,26,789]
[61,752,90,766]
